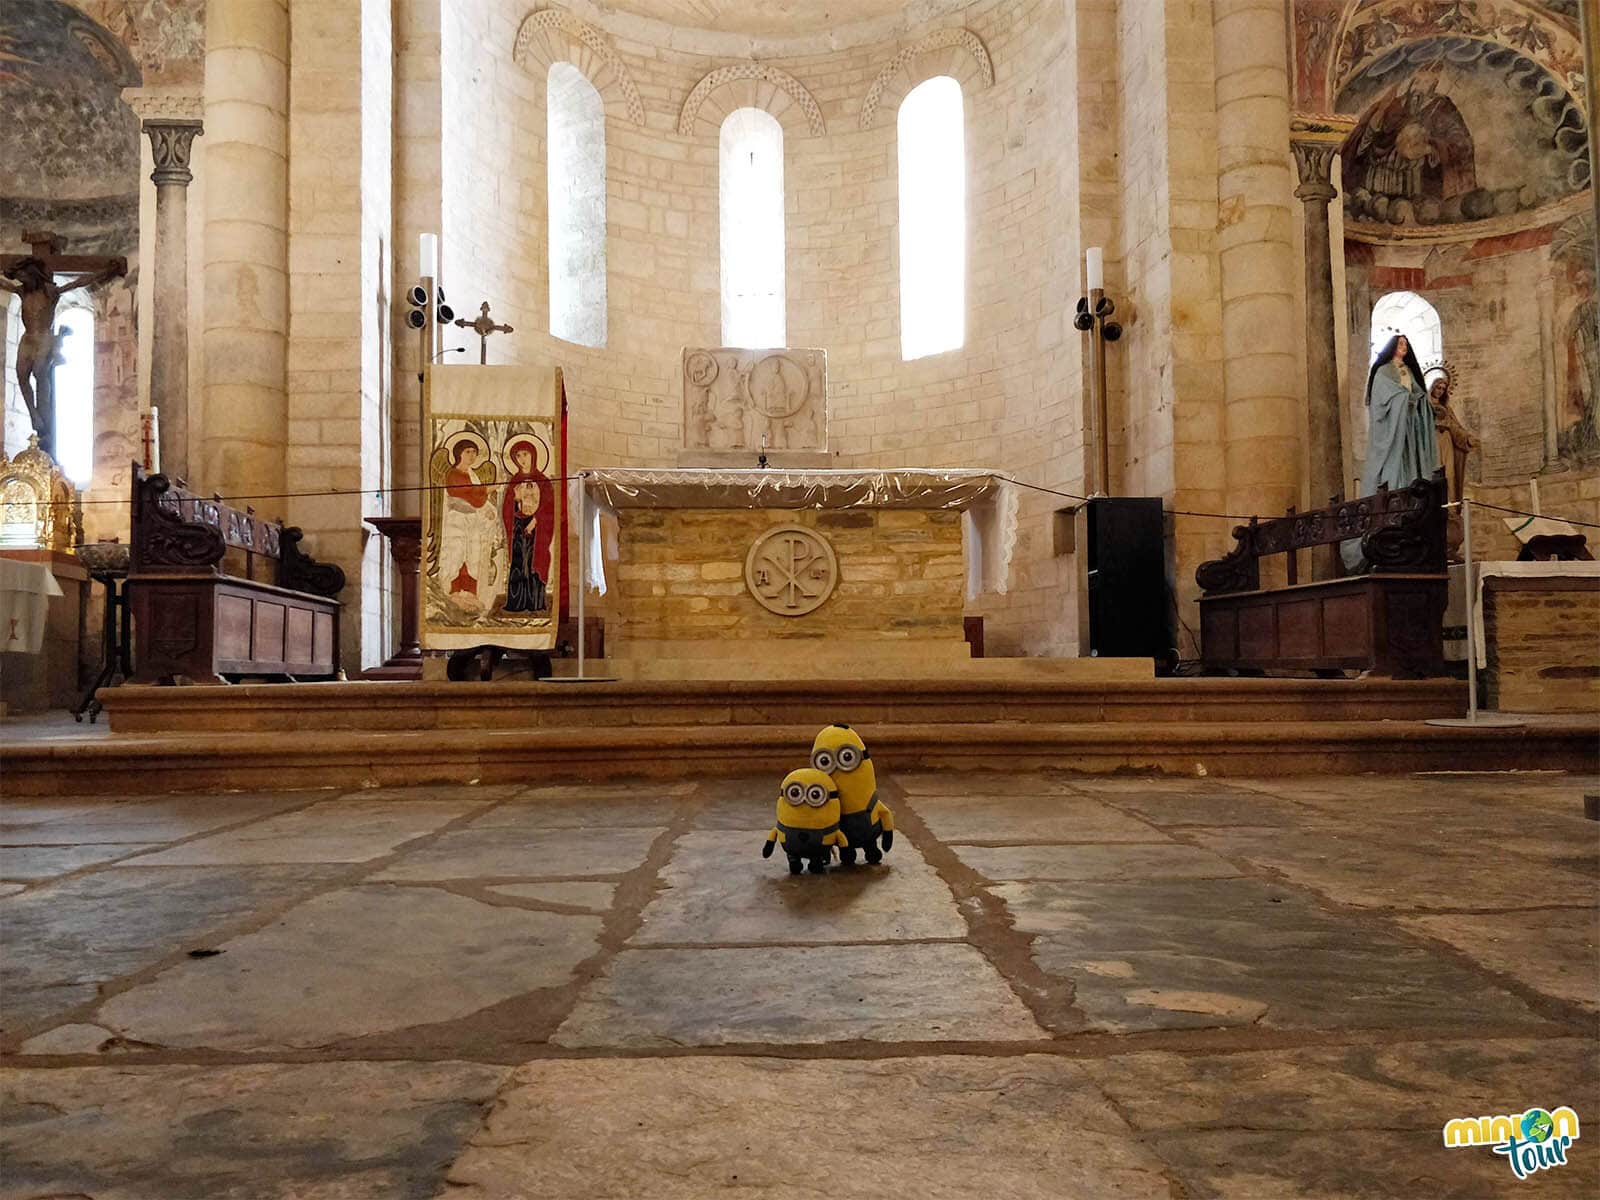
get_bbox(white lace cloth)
[569,468,1018,601]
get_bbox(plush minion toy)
[811,724,894,865]
[762,767,848,875]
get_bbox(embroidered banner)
[421,365,564,651]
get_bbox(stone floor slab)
[0,1061,509,1200]
[96,885,603,1050]
[889,771,1080,797]
[633,831,966,943]
[0,794,302,844]
[1079,1038,1600,1199]
[552,944,1045,1048]
[1401,908,1600,1011]
[909,794,1166,844]
[1,866,336,1039]
[374,825,664,881]
[0,842,163,880]
[487,881,618,910]
[124,800,479,866]
[1189,825,1598,912]
[438,1056,1173,1199]
[956,841,1242,882]
[1002,877,1547,1032]
[467,797,681,828]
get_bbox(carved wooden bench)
[1195,471,1448,677]
[128,464,344,683]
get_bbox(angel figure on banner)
[429,430,502,615]
[500,434,555,614]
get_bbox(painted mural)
[1338,37,1588,228]
[1552,214,1598,465]
[65,0,204,88]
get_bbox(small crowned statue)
[1425,363,1477,560]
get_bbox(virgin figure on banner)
[501,436,554,614]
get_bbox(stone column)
[142,118,203,480]
[1212,0,1300,522]
[204,0,290,501]
[1292,132,1344,503]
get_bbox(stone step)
[4,716,1592,796]
[93,677,1468,735]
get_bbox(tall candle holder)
[1074,247,1123,498]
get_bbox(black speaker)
[1084,496,1172,665]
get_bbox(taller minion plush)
[762,767,848,875]
[811,724,894,865]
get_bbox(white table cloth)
[0,557,64,654]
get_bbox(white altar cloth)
[0,558,64,654]
[571,468,1018,601]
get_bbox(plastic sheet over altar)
[569,468,1019,601]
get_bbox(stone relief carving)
[512,8,646,126]
[858,27,994,130]
[745,525,838,617]
[678,63,826,137]
[682,347,827,453]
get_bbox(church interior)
[1,1,1597,1195]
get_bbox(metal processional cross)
[455,301,514,364]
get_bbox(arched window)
[53,299,94,485]
[548,62,607,347]
[898,76,966,361]
[719,108,785,348]
[1369,291,1443,374]
[1,290,92,485]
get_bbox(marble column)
[142,118,203,480]
[1292,136,1342,510]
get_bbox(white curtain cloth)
[0,558,63,654]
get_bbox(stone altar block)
[681,348,827,458]
[574,469,1016,680]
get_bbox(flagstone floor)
[2,770,1596,1199]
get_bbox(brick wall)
[1483,579,1600,714]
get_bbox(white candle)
[149,406,160,472]
[1086,246,1104,292]
[419,232,438,280]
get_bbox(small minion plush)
[811,724,894,865]
[762,767,848,875]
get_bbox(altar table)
[569,469,1018,679]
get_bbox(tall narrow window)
[898,76,965,360]
[53,300,94,485]
[548,62,606,346]
[719,108,785,348]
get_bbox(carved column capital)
[143,119,204,188]
[1291,139,1339,204]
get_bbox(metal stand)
[1427,498,1524,728]
[74,572,131,722]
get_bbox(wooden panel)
[252,601,287,664]
[1200,605,1237,660]
[1237,604,1277,660]
[1321,593,1371,657]
[216,594,253,660]
[314,610,335,667]
[285,606,315,664]
[1276,598,1321,661]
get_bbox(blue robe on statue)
[1343,361,1438,571]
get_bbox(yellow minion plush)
[811,723,894,865]
[762,768,848,875]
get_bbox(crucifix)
[454,301,514,364]
[0,231,127,459]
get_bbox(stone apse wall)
[1294,0,1598,561]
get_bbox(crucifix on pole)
[0,231,127,459]
[455,301,514,364]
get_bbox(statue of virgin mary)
[1342,333,1438,571]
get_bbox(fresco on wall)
[65,1,204,88]
[1552,214,1597,466]
[0,0,140,256]
[1338,37,1588,228]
